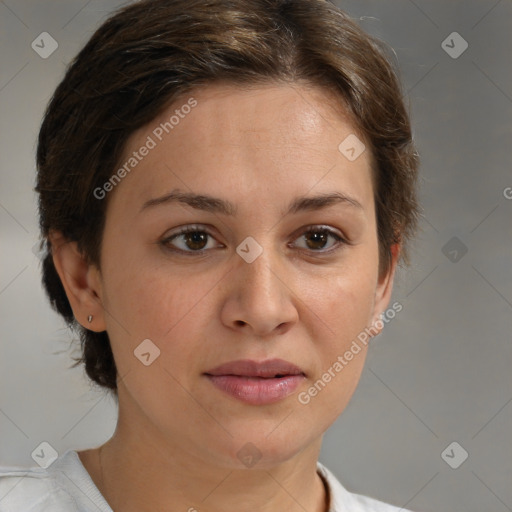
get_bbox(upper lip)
[204,358,305,378]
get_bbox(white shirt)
[0,449,414,511]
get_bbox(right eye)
[160,225,223,254]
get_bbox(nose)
[220,242,299,337]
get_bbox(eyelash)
[160,224,348,256]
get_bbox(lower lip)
[205,374,305,405]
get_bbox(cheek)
[316,252,379,345]
[301,251,378,417]
[100,252,220,366]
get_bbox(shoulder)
[0,463,78,511]
[0,448,107,512]
[317,461,416,512]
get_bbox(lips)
[204,358,305,379]
[204,359,306,405]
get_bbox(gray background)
[1,1,511,511]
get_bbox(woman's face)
[91,82,396,468]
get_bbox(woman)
[0,0,419,510]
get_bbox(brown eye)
[294,227,345,253]
[161,224,346,256]
[305,230,329,250]
[161,226,219,253]
[181,231,209,250]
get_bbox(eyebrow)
[140,189,363,216]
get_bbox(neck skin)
[78,392,329,512]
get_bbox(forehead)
[151,81,362,152]
[108,82,374,216]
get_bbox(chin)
[206,423,317,471]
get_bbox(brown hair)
[36,0,419,395]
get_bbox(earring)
[87,315,93,323]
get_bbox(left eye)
[161,225,345,254]
[292,227,345,252]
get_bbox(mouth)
[204,358,305,378]
[204,359,306,405]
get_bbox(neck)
[92,401,328,512]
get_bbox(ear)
[370,243,401,337]
[49,231,107,332]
